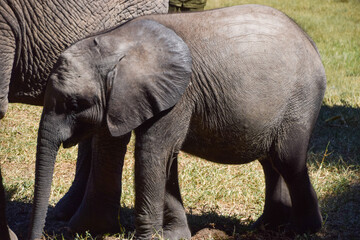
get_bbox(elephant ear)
[105,19,192,137]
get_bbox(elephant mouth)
[62,138,79,149]
[62,131,93,149]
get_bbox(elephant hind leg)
[253,158,292,231]
[69,132,131,234]
[269,125,322,234]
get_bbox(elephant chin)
[63,139,79,149]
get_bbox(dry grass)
[1,0,360,239]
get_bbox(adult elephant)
[0,0,168,238]
[30,5,326,240]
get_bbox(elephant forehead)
[52,75,94,94]
[50,65,99,98]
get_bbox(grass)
[1,0,360,239]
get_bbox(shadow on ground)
[310,105,360,164]
[319,183,360,239]
[6,185,360,239]
[307,104,360,239]
[5,200,295,240]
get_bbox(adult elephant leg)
[0,22,17,239]
[1,168,18,240]
[163,155,191,239]
[0,168,11,240]
[54,138,92,220]
[0,27,15,119]
[253,158,292,231]
[69,131,131,234]
[270,125,322,234]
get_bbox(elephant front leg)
[54,138,92,221]
[134,117,191,238]
[134,146,167,239]
[69,131,131,234]
[135,152,191,239]
[163,155,191,239]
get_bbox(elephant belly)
[181,127,266,165]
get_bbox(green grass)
[1,0,360,239]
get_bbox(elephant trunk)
[28,115,61,240]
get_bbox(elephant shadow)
[5,104,360,239]
[5,200,246,239]
[308,105,360,238]
[5,200,68,240]
[310,105,360,164]
[318,182,360,239]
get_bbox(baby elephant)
[28,4,326,240]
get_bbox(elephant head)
[28,19,192,239]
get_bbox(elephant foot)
[253,207,322,234]
[163,226,191,240]
[252,211,291,232]
[291,207,322,234]
[68,196,120,234]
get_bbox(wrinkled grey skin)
[0,0,168,116]
[0,0,167,238]
[33,5,326,240]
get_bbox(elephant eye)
[77,98,93,110]
[66,98,78,112]
[69,98,94,112]
[55,102,66,115]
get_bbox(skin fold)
[31,5,326,240]
[0,0,168,238]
